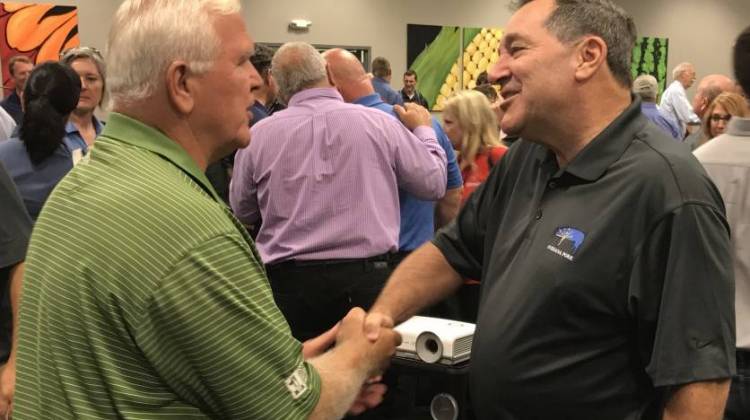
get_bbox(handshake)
[302,307,400,417]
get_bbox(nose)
[488,50,510,86]
[248,63,262,92]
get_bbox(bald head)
[322,48,374,102]
[692,74,736,117]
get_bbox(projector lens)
[430,393,459,420]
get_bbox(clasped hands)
[302,307,399,416]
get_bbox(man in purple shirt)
[633,74,681,140]
[323,48,463,257]
[229,42,446,341]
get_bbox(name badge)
[71,148,83,166]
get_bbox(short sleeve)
[135,233,320,418]
[0,162,31,270]
[630,203,735,387]
[433,121,463,189]
[433,158,505,279]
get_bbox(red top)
[460,145,508,206]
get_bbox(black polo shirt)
[433,98,735,419]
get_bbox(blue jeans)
[725,350,750,419]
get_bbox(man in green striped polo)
[12,1,400,419]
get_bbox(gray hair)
[106,0,240,107]
[672,62,694,80]
[632,74,657,102]
[60,46,108,107]
[271,42,328,104]
[511,0,637,88]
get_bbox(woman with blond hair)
[438,90,508,322]
[442,89,508,205]
[699,92,750,146]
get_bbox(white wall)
[244,0,750,96]
[15,0,748,96]
[39,0,120,53]
[621,0,748,95]
[244,0,514,81]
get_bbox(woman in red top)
[442,90,508,206]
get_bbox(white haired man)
[12,1,400,419]
[660,62,701,138]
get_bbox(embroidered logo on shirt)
[546,226,586,261]
[284,362,309,400]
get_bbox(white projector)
[394,316,475,365]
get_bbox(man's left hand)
[301,323,339,359]
[348,381,387,415]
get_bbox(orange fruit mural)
[0,2,79,96]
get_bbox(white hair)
[106,0,240,107]
[272,42,328,104]
[672,62,694,80]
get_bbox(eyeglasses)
[709,113,732,123]
[59,46,103,60]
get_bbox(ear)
[325,63,336,87]
[574,36,608,83]
[165,61,195,115]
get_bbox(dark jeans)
[267,256,394,342]
[725,350,750,419]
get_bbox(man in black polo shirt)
[365,0,735,419]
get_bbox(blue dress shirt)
[64,116,104,152]
[0,133,89,221]
[641,102,681,140]
[371,77,405,107]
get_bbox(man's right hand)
[394,102,432,131]
[363,310,395,342]
[337,307,400,377]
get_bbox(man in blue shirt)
[371,56,404,107]
[249,43,285,124]
[0,56,33,125]
[633,74,681,140]
[325,49,463,257]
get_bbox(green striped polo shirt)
[15,113,320,419]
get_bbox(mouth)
[499,88,519,110]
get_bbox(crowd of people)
[0,0,748,418]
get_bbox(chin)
[76,104,96,114]
[500,120,522,137]
[234,133,252,150]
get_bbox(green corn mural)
[631,37,670,95]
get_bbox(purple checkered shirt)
[230,87,446,264]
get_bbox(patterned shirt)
[230,88,446,264]
[15,113,320,419]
